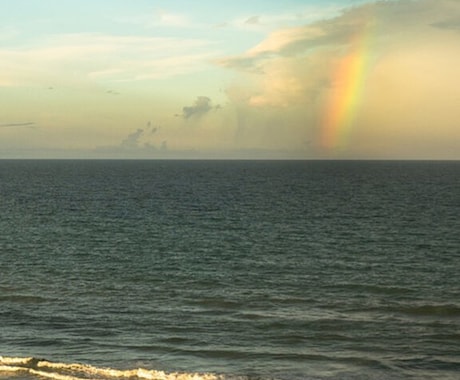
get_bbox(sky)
[0,0,459,159]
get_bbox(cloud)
[245,16,260,25]
[216,0,460,158]
[0,33,216,87]
[120,128,145,149]
[178,96,220,119]
[119,121,160,148]
[0,122,36,128]
[154,9,191,28]
[94,120,165,157]
[117,8,194,29]
[223,3,346,34]
[220,0,460,70]
[432,17,460,30]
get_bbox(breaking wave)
[0,356,231,380]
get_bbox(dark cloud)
[178,96,220,119]
[94,119,172,157]
[118,120,160,149]
[120,128,144,149]
[146,120,158,134]
[432,17,460,30]
[0,122,36,128]
[96,120,164,155]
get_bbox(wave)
[0,294,50,304]
[390,303,460,318]
[0,356,229,380]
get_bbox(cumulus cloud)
[216,0,460,158]
[220,0,460,81]
[120,121,160,149]
[178,96,220,119]
[120,128,145,149]
[96,121,164,157]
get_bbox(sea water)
[0,160,459,380]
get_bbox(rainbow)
[320,22,374,153]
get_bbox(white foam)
[0,356,35,365]
[0,356,224,380]
[0,364,27,373]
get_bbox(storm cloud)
[217,0,460,158]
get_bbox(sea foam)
[0,356,227,380]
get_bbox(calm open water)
[0,160,459,380]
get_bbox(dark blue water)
[1,160,459,380]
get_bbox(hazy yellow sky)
[1,0,459,159]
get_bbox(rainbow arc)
[320,21,374,152]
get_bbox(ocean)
[0,160,459,380]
